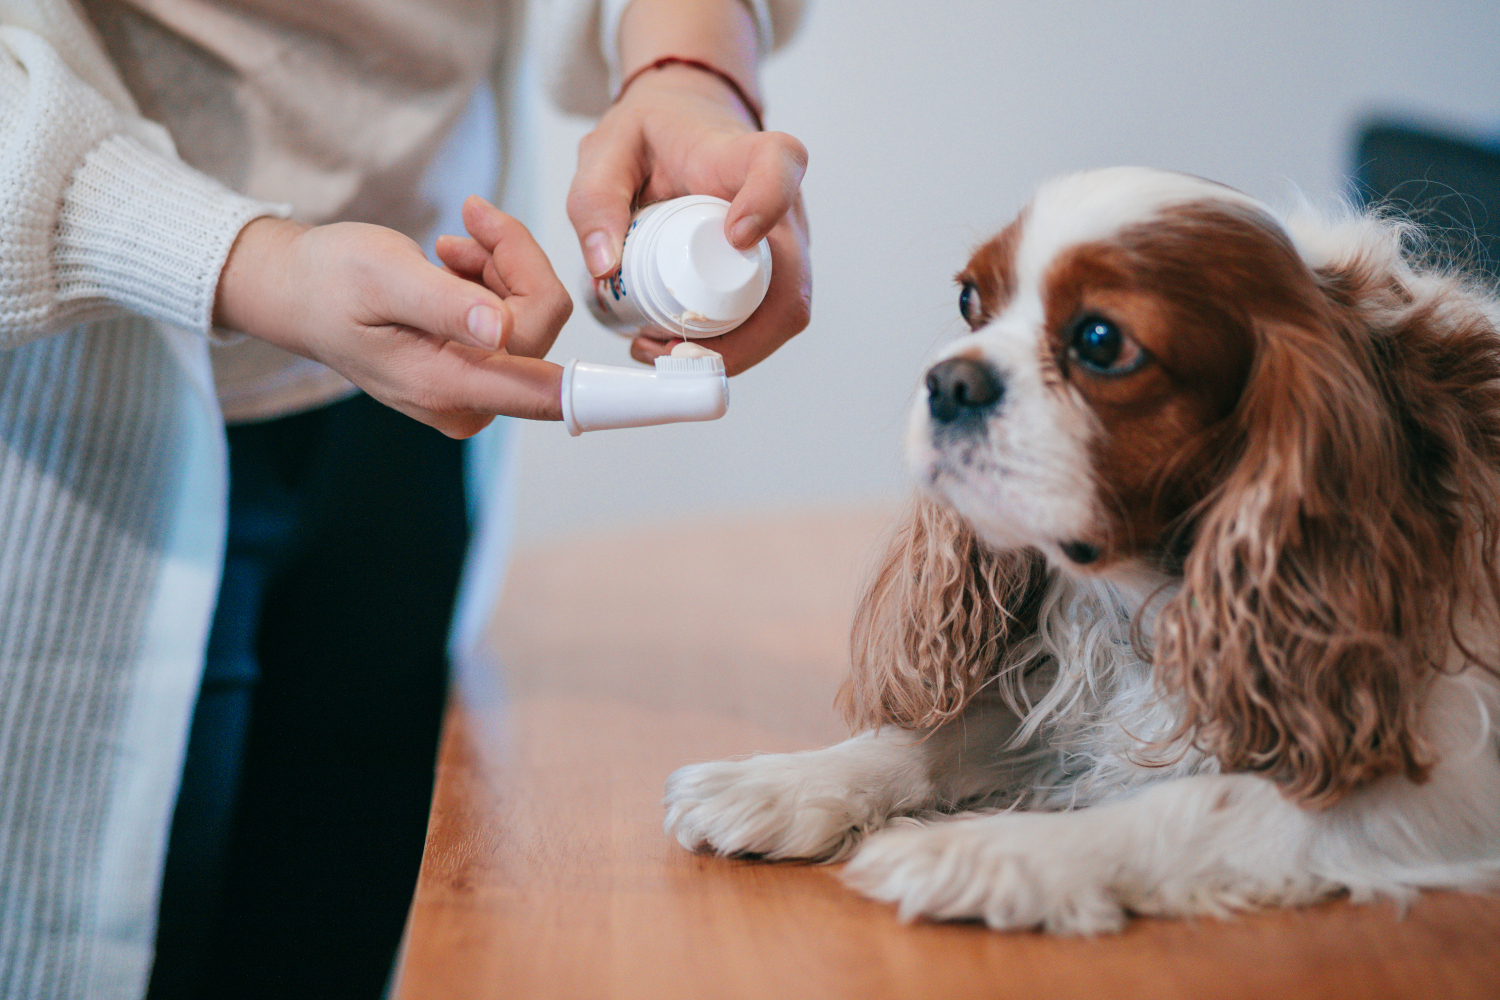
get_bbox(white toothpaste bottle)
[587,195,773,338]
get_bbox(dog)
[663,167,1500,933]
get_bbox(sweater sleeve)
[540,0,809,119]
[0,25,288,348]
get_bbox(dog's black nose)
[926,358,1004,423]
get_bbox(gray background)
[506,0,1500,545]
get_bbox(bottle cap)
[652,200,772,324]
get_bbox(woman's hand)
[215,197,572,438]
[566,1,811,376]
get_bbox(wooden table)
[393,509,1500,1000]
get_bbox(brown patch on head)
[1038,202,1318,565]
[957,213,1027,328]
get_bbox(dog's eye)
[1069,315,1149,376]
[958,281,984,329]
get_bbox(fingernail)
[729,216,760,249]
[467,304,502,349]
[583,231,617,277]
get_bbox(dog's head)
[848,167,1500,806]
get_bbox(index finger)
[461,197,575,359]
[440,352,565,423]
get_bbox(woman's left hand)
[566,61,811,376]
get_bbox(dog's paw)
[841,813,1127,934]
[664,753,885,861]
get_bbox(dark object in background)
[1354,120,1500,282]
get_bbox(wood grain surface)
[393,509,1500,1000]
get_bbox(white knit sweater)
[0,1,803,997]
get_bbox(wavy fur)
[841,497,1048,733]
[1156,210,1500,806]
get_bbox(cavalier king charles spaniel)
[663,167,1500,933]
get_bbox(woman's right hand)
[214,197,573,439]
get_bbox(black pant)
[147,394,469,1000]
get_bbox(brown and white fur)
[663,167,1500,933]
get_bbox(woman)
[0,0,810,996]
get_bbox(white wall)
[508,0,1500,545]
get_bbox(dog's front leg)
[842,772,1334,933]
[664,696,1029,861]
[843,674,1500,932]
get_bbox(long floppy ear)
[1155,247,1500,808]
[840,496,1050,733]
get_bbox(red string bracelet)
[615,56,765,132]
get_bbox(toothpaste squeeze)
[670,341,722,359]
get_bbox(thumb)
[567,126,647,277]
[373,243,514,350]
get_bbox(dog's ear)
[1155,248,1500,808]
[841,496,1050,733]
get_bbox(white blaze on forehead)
[1013,167,1268,292]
